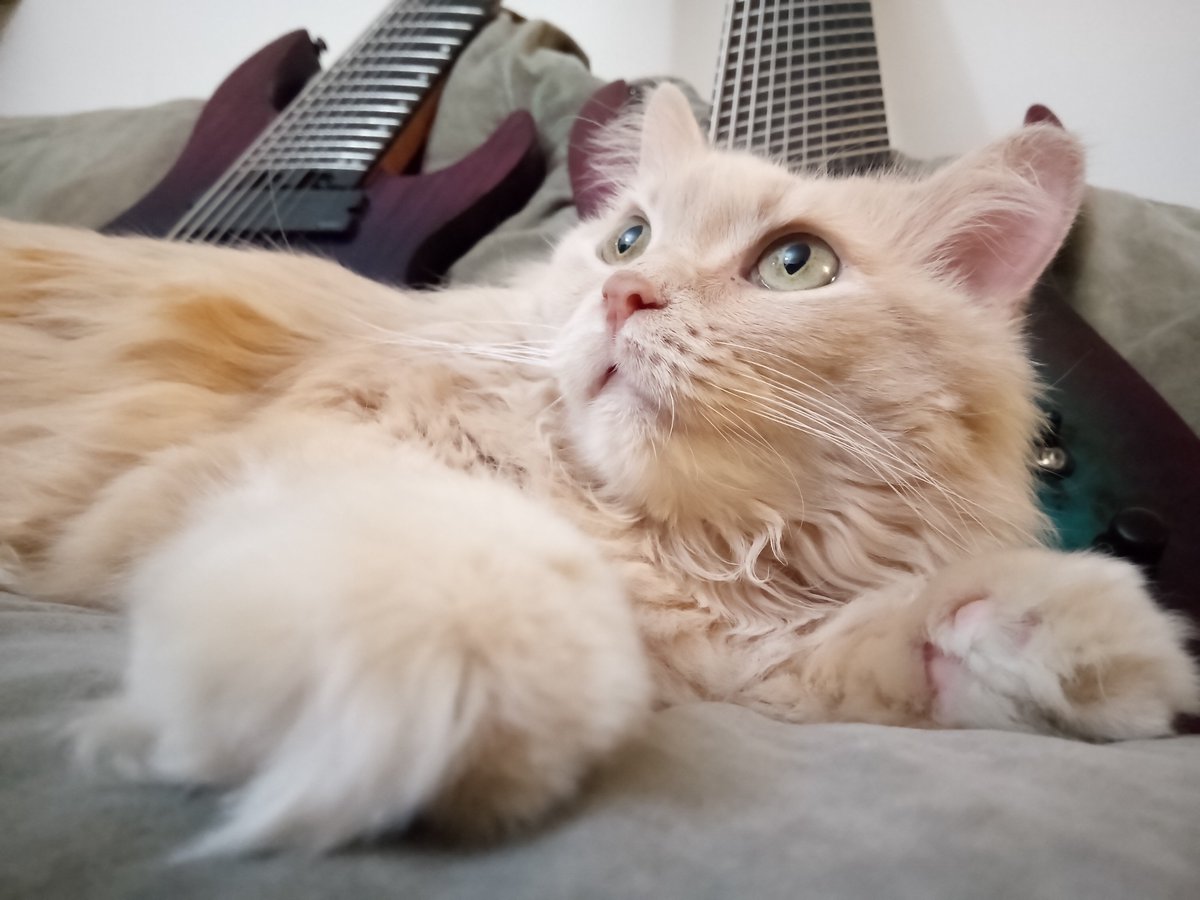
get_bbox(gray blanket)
[1,14,1199,899]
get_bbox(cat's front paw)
[921,548,1199,739]
[75,452,652,856]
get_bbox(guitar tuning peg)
[312,37,328,57]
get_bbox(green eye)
[601,216,651,263]
[755,234,839,290]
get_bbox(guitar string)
[167,0,387,242]
[719,1,885,167]
[707,0,736,142]
[209,1,463,247]
[178,0,446,243]
[763,0,777,158]
[727,0,750,150]
[781,0,792,163]
[169,0,419,242]
[254,0,482,241]
[195,1,449,247]
[746,0,764,157]
[184,1,885,247]
[175,1,446,244]
[715,1,888,164]
[235,1,483,246]
[181,1,451,245]
[777,0,787,160]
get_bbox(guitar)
[568,2,1200,667]
[105,0,544,287]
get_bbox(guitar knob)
[1093,507,1169,568]
[1035,443,1073,478]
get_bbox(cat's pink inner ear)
[639,83,706,176]
[922,125,1086,315]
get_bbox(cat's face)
[545,86,1083,569]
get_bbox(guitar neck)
[710,0,890,173]
[250,0,496,175]
[169,0,497,242]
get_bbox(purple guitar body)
[105,29,544,287]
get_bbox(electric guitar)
[568,1,1200,668]
[105,0,544,287]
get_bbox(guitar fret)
[297,108,408,122]
[375,3,488,16]
[313,90,423,104]
[267,137,390,151]
[718,88,885,117]
[726,18,874,45]
[249,151,378,165]
[721,103,887,134]
[733,120,889,148]
[720,87,883,123]
[319,76,436,92]
[717,69,883,115]
[345,59,443,74]
[369,29,472,46]
[725,11,873,37]
[345,48,452,63]
[352,36,464,55]
[280,125,395,138]
[709,0,892,170]
[721,44,883,78]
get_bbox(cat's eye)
[754,234,839,291]
[600,216,651,263]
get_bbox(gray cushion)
[3,592,1199,900]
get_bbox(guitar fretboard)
[710,0,890,173]
[171,0,495,243]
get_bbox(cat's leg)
[769,548,1199,739]
[73,438,650,856]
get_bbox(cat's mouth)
[590,364,619,399]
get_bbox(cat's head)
[543,85,1084,599]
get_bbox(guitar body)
[1029,285,1200,624]
[104,31,323,238]
[105,30,545,286]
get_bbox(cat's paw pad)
[922,549,1200,739]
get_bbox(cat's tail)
[73,438,653,858]
[179,640,490,859]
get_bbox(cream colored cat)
[0,85,1195,856]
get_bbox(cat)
[0,84,1196,857]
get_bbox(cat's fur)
[0,85,1196,855]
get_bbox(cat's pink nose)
[602,271,664,334]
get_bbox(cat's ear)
[907,125,1085,315]
[639,83,706,176]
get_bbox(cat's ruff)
[0,84,1195,855]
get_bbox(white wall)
[1,0,1197,207]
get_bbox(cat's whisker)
[362,334,555,366]
[713,383,969,553]
[716,341,1016,541]
[740,390,979,549]
[709,401,806,511]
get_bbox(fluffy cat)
[0,85,1196,856]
